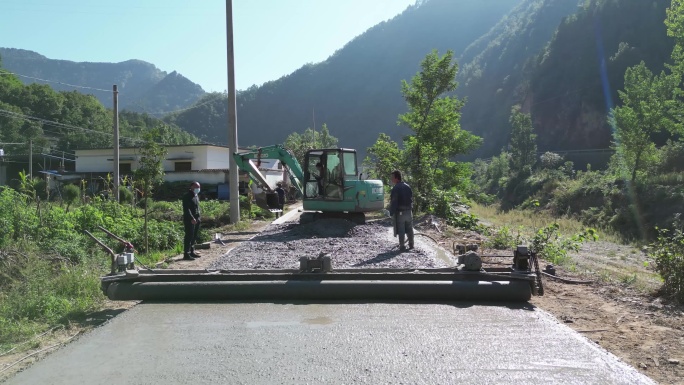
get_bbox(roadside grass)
[470,203,623,244]
[0,250,105,351]
[470,203,661,293]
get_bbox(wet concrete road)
[6,301,654,384]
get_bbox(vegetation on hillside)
[0,67,199,158]
[0,48,205,114]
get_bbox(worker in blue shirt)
[389,170,414,252]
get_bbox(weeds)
[529,223,598,266]
[486,225,516,249]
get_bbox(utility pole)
[29,139,32,179]
[113,85,120,202]
[226,0,240,223]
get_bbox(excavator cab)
[303,149,349,200]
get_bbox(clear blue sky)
[0,0,415,92]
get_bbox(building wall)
[164,171,228,184]
[205,146,232,169]
[75,148,141,173]
[76,145,234,173]
[74,145,287,191]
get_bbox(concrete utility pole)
[226,0,240,223]
[29,139,32,179]
[113,85,120,202]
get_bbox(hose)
[540,271,594,285]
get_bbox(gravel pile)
[209,218,453,270]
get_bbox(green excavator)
[232,144,385,223]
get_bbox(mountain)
[170,0,675,164]
[456,0,582,156]
[0,48,205,115]
[3,0,676,163]
[167,0,525,154]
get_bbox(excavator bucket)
[253,191,280,211]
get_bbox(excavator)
[231,144,385,223]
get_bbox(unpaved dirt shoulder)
[531,279,684,385]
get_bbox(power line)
[0,70,112,93]
[0,108,146,144]
[144,96,224,117]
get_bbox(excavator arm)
[232,145,304,195]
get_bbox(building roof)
[74,143,252,151]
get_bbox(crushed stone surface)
[209,218,453,270]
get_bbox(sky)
[0,0,416,92]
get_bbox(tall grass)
[471,203,623,244]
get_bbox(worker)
[314,162,325,196]
[274,182,286,218]
[389,170,414,252]
[182,181,202,260]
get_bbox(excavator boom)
[233,144,304,195]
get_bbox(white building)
[74,144,286,198]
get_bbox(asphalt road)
[5,301,654,385]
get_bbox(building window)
[175,161,192,172]
[119,163,132,174]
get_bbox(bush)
[530,223,598,265]
[119,187,134,204]
[649,224,684,303]
[63,184,80,209]
[486,225,516,249]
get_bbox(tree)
[363,133,401,186]
[397,50,481,211]
[283,123,338,166]
[609,61,678,182]
[508,106,537,174]
[134,131,168,252]
[665,0,684,136]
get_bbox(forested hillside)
[529,0,675,152]
[456,0,581,156]
[0,67,199,165]
[0,48,205,115]
[166,0,521,153]
[168,0,676,163]
[1,0,678,162]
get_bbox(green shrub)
[649,225,684,303]
[119,187,134,204]
[531,223,598,265]
[486,225,516,249]
[63,184,80,209]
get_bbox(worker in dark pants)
[182,181,202,260]
[274,182,286,219]
[389,170,414,252]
